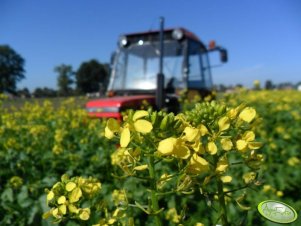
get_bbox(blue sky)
[1,0,301,91]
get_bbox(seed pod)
[217,105,226,115]
[160,115,169,130]
[167,113,175,126]
[151,112,158,125]
[173,119,182,130]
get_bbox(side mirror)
[220,49,228,63]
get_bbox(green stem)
[224,185,249,194]
[156,190,177,196]
[148,155,162,226]
[217,178,229,226]
[213,154,230,226]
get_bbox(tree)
[55,64,74,96]
[0,45,25,93]
[265,80,274,90]
[76,59,109,94]
[33,87,57,98]
[17,87,31,98]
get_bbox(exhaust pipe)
[156,17,165,110]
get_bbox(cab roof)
[122,28,205,46]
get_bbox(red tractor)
[86,18,227,119]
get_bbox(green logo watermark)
[258,200,298,224]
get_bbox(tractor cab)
[86,25,227,119]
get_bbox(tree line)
[0,45,110,98]
[1,45,301,98]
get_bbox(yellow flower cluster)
[43,175,101,223]
[9,176,23,189]
[92,208,130,226]
[90,190,131,226]
[104,101,263,212]
[165,207,181,223]
[105,110,153,147]
[156,103,262,178]
[112,189,128,206]
[105,110,153,174]
[262,185,284,197]
[52,129,67,154]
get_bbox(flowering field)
[0,90,300,226]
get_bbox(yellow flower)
[191,140,205,154]
[183,126,200,142]
[52,144,63,155]
[158,137,191,159]
[79,208,90,221]
[220,138,233,151]
[243,131,255,141]
[105,118,120,139]
[221,175,232,183]
[218,116,230,131]
[134,119,153,133]
[133,164,148,171]
[119,110,153,148]
[132,110,153,134]
[207,141,217,155]
[47,190,54,201]
[165,208,181,223]
[236,131,261,152]
[242,172,256,184]
[52,208,60,219]
[187,153,209,174]
[195,223,205,226]
[157,137,177,156]
[66,182,77,192]
[58,204,67,215]
[69,187,82,203]
[262,185,273,193]
[54,129,66,143]
[120,127,130,148]
[236,140,248,152]
[107,218,117,224]
[113,208,126,218]
[112,189,127,206]
[68,204,79,214]
[133,110,148,121]
[287,156,300,166]
[104,127,114,139]
[239,107,256,123]
[110,148,122,166]
[276,191,283,197]
[216,157,229,173]
[247,141,261,149]
[229,109,238,119]
[9,176,23,189]
[173,141,191,159]
[198,124,208,136]
[57,196,66,204]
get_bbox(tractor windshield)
[110,40,184,92]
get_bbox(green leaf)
[1,187,13,202]
[27,204,39,224]
[17,186,32,208]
